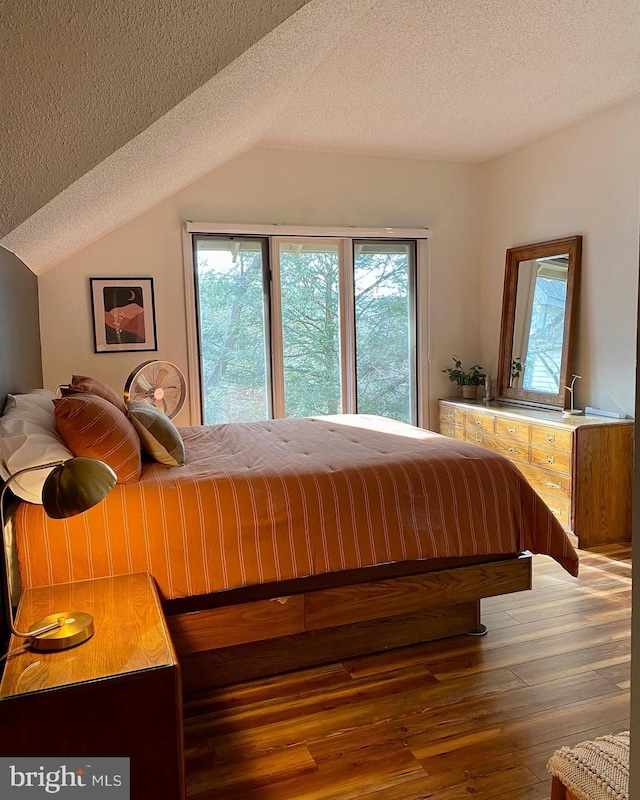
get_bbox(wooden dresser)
[438,399,634,549]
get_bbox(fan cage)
[124,360,187,419]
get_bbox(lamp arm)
[1,463,66,641]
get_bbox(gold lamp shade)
[42,457,117,519]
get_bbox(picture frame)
[90,277,157,353]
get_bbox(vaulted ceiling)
[3,0,640,274]
[1,0,311,236]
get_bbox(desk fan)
[124,360,187,419]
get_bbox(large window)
[187,226,428,426]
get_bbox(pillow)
[54,394,142,484]
[127,401,185,467]
[0,390,73,503]
[3,388,57,421]
[61,375,127,415]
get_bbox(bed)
[10,408,578,691]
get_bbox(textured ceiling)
[0,0,311,236]
[3,0,640,274]
[261,0,640,161]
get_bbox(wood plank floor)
[183,541,631,800]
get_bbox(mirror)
[497,236,581,408]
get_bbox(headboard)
[0,246,43,411]
[0,246,42,649]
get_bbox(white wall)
[38,147,482,426]
[479,98,640,416]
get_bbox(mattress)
[15,414,578,600]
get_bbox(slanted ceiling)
[0,0,311,236]
[3,0,640,275]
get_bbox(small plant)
[442,356,486,386]
[511,357,523,382]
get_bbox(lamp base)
[28,611,95,652]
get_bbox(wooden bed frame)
[164,553,532,692]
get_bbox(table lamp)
[1,457,116,652]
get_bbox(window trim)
[182,222,431,428]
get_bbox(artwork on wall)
[90,277,157,353]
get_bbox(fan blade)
[156,368,169,385]
[136,374,154,391]
[134,385,155,399]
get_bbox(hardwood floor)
[183,542,631,800]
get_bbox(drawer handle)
[447,411,454,419]
[475,420,483,426]
[447,427,455,436]
[549,507,563,517]
[545,433,556,442]
[508,446,516,454]
[508,426,516,434]
[546,455,555,464]
[475,436,483,444]
[545,479,562,490]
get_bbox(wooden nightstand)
[0,573,185,800]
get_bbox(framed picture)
[90,277,157,353]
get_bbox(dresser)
[438,399,634,549]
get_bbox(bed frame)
[164,553,532,692]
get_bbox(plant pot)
[461,385,477,400]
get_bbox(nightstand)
[0,572,185,800]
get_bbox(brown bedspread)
[16,415,578,600]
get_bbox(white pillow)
[3,389,57,418]
[0,389,73,504]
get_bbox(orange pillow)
[54,394,142,484]
[61,375,127,415]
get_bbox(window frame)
[182,222,431,427]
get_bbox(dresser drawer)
[465,410,496,434]
[492,437,528,463]
[439,422,464,440]
[463,430,515,458]
[536,492,571,526]
[495,418,530,444]
[530,424,572,451]
[517,464,571,501]
[439,405,464,426]
[529,445,571,475]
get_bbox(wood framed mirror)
[497,235,581,408]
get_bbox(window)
[185,225,430,427]
[278,239,342,418]
[354,240,416,424]
[193,237,270,423]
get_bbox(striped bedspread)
[15,415,578,600]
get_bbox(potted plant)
[442,356,486,400]
[511,356,524,386]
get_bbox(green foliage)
[442,356,486,386]
[511,356,524,382]
[197,248,268,423]
[354,252,411,422]
[280,249,341,417]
